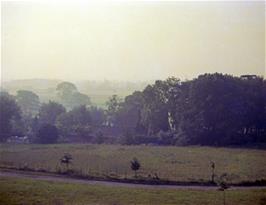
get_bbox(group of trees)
[56,82,91,110]
[106,73,266,146]
[0,73,265,146]
[0,82,95,143]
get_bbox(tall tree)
[0,92,21,142]
[37,124,59,144]
[90,106,105,126]
[240,77,266,142]
[16,90,40,116]
[68,92,91,108]
[56,82,91,109]
[56,82,78,99]
[116,91,145,134]
[105,95,122,126]
[39,101,66,125]
[175,74,249,145]
[56,105,92,141]
[141,81,169,136]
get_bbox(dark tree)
[37,124,59,144]
[141,83,169,136]
[16,90,40,116]
[94,131,105,144]
[56,82,91,109]
[56,105,92,141]
[106,95,122,126]
[70,92,91,109]
[173,73,263,145]
[130,157,141,178]
[116,91,145,135]
[90,106,105,126]
[0,92,21,142]
[56,82,78,99]
[39,101,66,125]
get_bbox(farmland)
[0,144,266,183]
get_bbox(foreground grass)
[0,177,266,205]
[1,144,266,183]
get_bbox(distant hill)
[2,79,62,102]
[1,79,149,107]
[76,80,149,107]
[2,79,62,90]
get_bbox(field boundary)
[1,167,266,188]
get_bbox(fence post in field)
[210,161,215,183]
[217,173,230,205]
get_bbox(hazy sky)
[1,1,265,82]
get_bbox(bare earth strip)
[0,169,265,190]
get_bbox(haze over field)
[1,1,265,82]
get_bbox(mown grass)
[0,144,266,183]
[0,176,266,205]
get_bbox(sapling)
[60,153,73,171]
[130,157,141,178]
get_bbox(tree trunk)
[223,191,226,205]
[211,169,214,183]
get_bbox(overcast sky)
[1,1,265,82]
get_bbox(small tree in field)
[130,157,141,178]
[60,153,73,171]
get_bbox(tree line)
[0,73,265,146]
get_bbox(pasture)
[0,176,266,205]
[1,144,266,183]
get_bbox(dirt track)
[1,169,266,190]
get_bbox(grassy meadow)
[1,144,266,183]
[1,176,266,205]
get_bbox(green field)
[0,176,266,205]
[1,144,266,183]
